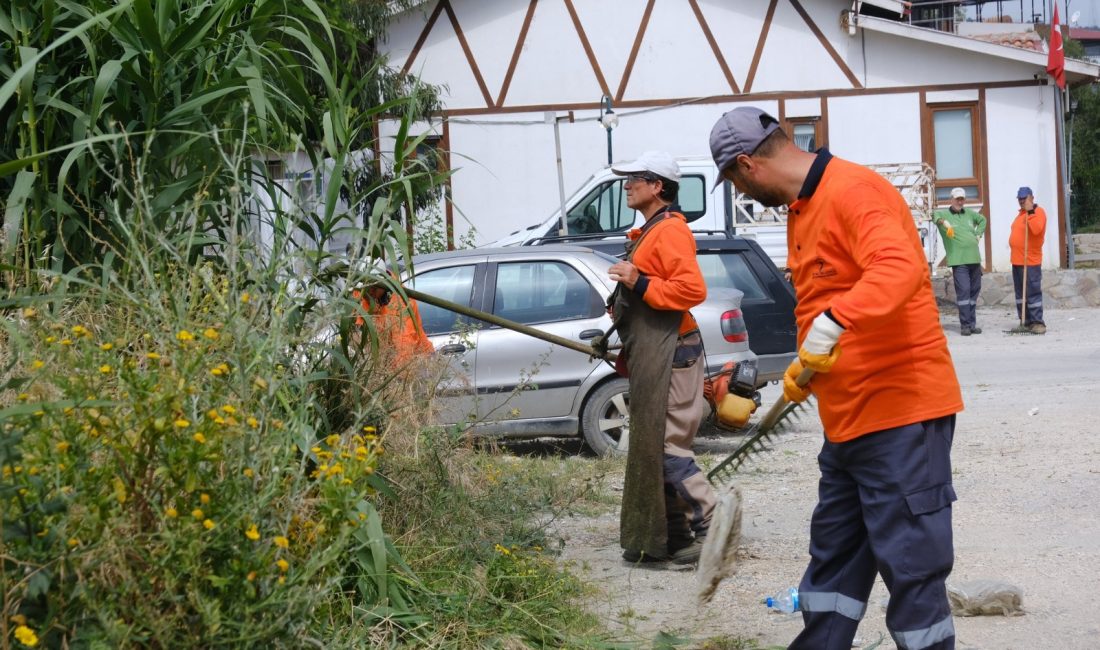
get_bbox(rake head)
[706,399,811,487]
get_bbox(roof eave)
[855,14,1100,85]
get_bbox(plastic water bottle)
[765,587,800,613]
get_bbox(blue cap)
[1016,186,1033,199]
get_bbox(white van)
[490,156,943,274]
[489,156,791,268]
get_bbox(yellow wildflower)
[60,338,73,346]
[221,405,236,415]
[253,377,268,390]
[363,425,376,433]
[200,493,210,505]
[247,417,259,428]
[243,467,254,478]
[10,614,26,625]
[176,330,195,342]
[273,536,289,549]
[166,507,179,518]
[174,419,190,428]
[245,525,260,541]
[14,624,38,647]
[203,328,219,340]
[210,367,223,377]
[99,365,112,374]
[56,441,70,453]
[100,342,113,351]
[113,477,127,504]
[276,559,289,572]
[22,307,37,319]
[203,519,216,530]
[72,325,90,337]
[325,434,340,447]
[246,571,257,582]
[146,352,160,360]
[192,432,207,444]
[240,292,251,303]
[17,393,29,401]
[45,336,56,343]
[68,537,79,547]
[31,360,44,370]
[494,543,511,555]
[191,508,204,520]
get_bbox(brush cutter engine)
[704,361,761,430]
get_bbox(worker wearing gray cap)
[710,107,962,650]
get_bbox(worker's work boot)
[960,327,971,336]
[971,326,982,334]
[1029,323,1047,335]
[670,538,704,565]
[621,549,669,564]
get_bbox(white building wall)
[826,93,922,165]
[985,85,1062,270]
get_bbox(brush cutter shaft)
[402,286,617,361]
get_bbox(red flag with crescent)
[1047,5,1066,90]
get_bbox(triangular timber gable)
[396,0,863,112]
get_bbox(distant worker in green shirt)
[935,187,987,336]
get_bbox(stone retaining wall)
[934,268,1100,309]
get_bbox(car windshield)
[696,251,768,301]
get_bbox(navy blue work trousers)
[1011,265,1044,326]
[790,415,957,650]
[950,264,981,329]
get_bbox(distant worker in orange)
[1009,186,1047,335]
[354,273,434,365]
[710,107,962,650]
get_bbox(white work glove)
[799,312,844,373]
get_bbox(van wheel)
[581,378,630,457]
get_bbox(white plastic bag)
[947,579,1024,617]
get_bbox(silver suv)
[409,245,756,456]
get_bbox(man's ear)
[735,153,754,174]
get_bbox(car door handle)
[438,343,466,354]
[578,329,603,341]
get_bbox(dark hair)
[657,178,679,203]
[751,127,789,158]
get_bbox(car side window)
[412,265,476,336]
[567,181,635,234]
[697,251,769,301]
[677,175,706,223]
[492,261,603,325]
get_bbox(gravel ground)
[552,306,1100,649]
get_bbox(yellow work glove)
[783,359,812,404]
[945,226,955,239]
[799,312,844,373]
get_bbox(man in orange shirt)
[607,151,715,566]
[354,275,434,366]
[1009,186,1047,334]
[711,107,963,650]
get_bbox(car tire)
[581,377,631,457]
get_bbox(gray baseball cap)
[709,107,781,188]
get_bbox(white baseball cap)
[950,187,966,199]
[611,151,681,182]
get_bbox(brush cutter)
[697,365,815,605]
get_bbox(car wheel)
[581,377,630,457]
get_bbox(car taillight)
[721,309,749,343]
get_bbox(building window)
[783,117,824,153]
[926,102,982,203]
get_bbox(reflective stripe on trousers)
[893,614,956,650]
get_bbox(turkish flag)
[1047,5,1066,90]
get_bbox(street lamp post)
[599,95,618,165]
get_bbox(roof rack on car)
[525,232,630,246]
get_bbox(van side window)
[567,181,634,234]
[678,175,706,223]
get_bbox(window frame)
[782,116,825,153]
[923,101,983,205]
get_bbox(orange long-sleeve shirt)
[628,212,705,335]
[354,291,434,365]
[787,154,963,443]
[1009,205,1047,266]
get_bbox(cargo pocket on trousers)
[901,483,957,578]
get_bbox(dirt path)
[552,306,1100,649]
